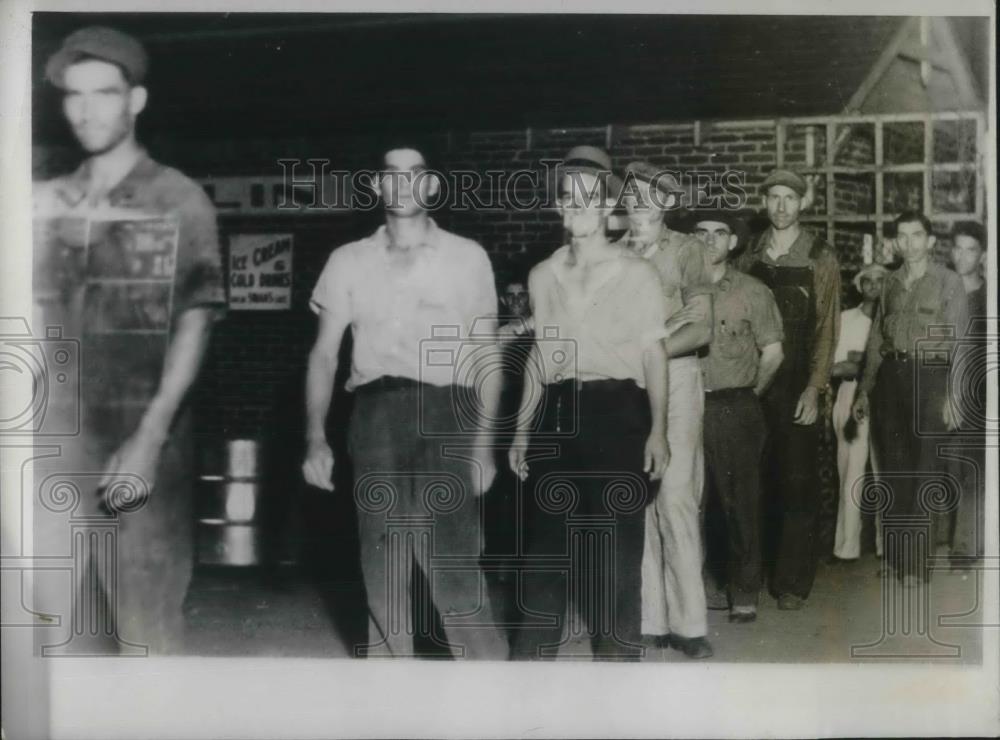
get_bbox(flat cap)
[45,26,149,88]
[558,145,623,199]
[761,168,808,197]
[624,161,686,196]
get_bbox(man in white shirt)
[508,146,670,660]
[830,263,887,561]
[303,146,508,659]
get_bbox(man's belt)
[355,375,423,393]
[882,349,950,363]
[704,386,756,399]
[881,350,911,361]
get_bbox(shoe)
[728,607,757,624]
[641,634,672,649]
[705,590,730,611]
[667,634,714,659]
[827,555,858,565]
[776,594,805,611]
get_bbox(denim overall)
[748,236,823,599]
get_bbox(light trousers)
[640,358,707,638]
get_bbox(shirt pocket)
[715,320,755,360]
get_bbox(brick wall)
[34,116,974,448]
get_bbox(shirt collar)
[53,149,157,208]
[763,226,812,260]
[627,225,676,259]
[373,217,441,251]
[889,261,943,287]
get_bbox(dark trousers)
[348,380,508,659]
[870,359,953,579]
[761,382,821,598]
[511,379,652,661]
[703,388,766,608]
[952,440,985,559]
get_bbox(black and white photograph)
[1,1,997,737]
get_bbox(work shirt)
[529,244,667,388]
[735,227,841,391]
[859,262,969,395]
[33,151,226,433]
[700,266,784,392]
[310,220,497,391]
[627,227,712,319]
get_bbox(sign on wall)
[228,233,293,310]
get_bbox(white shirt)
[310,221,498,390]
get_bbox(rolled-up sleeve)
[751,283,784,349]
[465,246,499,336]
[173,188,226,318]
[309,246,353,317]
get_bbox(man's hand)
[793,386,820,425]
[471,435,497,496]
[852,390,869,423]
[99,429,165,512]
[303,438,335,491]
[643,431,670,481]
[508,433,530,482]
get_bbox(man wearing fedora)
[619,161,715,658]
[508,146,670,660]
[693,209,784,625]
[735,168,841,611]
[33,27,226,654]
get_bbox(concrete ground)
[182,554,985,663]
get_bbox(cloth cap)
[557,145,623,200]
[45,26,149,88]
[761,168,808,198]
[624,161,685,196]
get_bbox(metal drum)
[196,440,263,566]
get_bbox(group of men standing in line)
[304,140,986,661]
[33,26,986,660]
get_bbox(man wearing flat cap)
[620,160,715,659]
[33,27,225,654]
[735,168,841,611]
[693,210,784,625]
[508,146,670,660]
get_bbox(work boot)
[729,606,757,624]
[776,593,804,611]
[667,635,714,659]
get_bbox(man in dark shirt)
[949,221,987,566]
[854,212,969,586]
[33,27,226,654]
[734,169,841,610]
[694,211,784,624]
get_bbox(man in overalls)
[33,27,226,654]
[735,169,841,611]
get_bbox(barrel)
[196,440,263,566]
